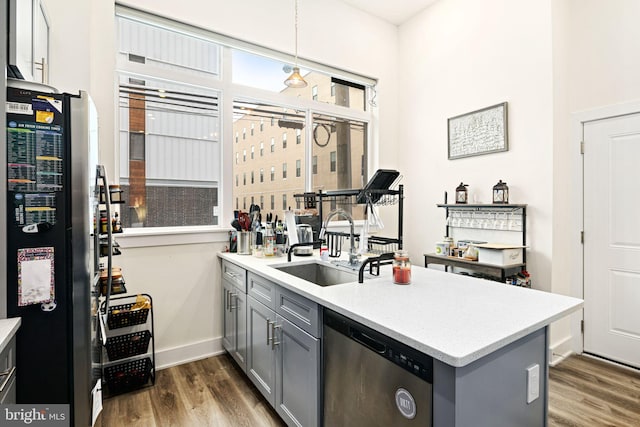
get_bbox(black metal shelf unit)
[95,168,156,396]
[424,203,528,283]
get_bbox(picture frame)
[448,102,508,160]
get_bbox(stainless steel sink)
[272,261,358,286]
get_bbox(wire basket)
[105,330,151,361]
[107,303,150,330]
[104,357,153,395]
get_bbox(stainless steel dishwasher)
[323,309,433,426]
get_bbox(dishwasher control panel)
[387,348,432,382]
[324,309,433,383]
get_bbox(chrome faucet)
[319,209,359,266]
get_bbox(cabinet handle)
[271,322,281,349]
[229,293,237,311]
[266,319,273,346]
[224,289,229,311]
[225,270,237,279]
[0,366,16,393]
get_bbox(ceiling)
[338,0,439,26]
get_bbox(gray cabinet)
[247,295,277,405]
[275,314,319,427]
[222,279,247,372]
[245,273,320,427]
[221,260,247,372]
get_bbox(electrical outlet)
[526,364,540,404]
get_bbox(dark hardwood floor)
[99,353,640,426]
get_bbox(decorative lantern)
[492,180,509,204]
[455,183,468,204]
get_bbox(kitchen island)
[218,252,582,427]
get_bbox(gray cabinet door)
[247,296,276,406]
[222,280,235,354]
[275,315,320,427]
[232,289,247,372]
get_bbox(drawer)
[222,260,247,293]
[248,272,277,311]
[276,286,320,337]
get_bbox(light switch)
[526,364,540,404]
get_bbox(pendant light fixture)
[284,0,308,88]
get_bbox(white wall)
[40,1,90,93]
[114,240,227,368]
[41,0,399,367]
[550,0,640,356]
[42,0,115,170]
[397,0,554,290]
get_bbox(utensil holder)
[237,231,251,255]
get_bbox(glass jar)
[263,224,276,257]
[393,250,411,285]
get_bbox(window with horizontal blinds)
[118,74,221,227]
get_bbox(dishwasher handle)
[350,328,386,354]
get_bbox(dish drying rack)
[294,181,404,256]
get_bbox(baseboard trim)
[155,337,226,370]
[549,336,574,366]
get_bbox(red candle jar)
[393,250,411,285]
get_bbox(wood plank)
[196,356,284,427]
[147,367,193,426]
[169,362,224,426]
[99,387,157,427]
[549,355,640,426]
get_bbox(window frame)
[115,5,377,239]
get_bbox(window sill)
[116,226,231,248]
[115,221,380,249]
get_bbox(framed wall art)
[448,102,508,160]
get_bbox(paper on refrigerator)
[17,247,55,306]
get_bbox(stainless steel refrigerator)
[5,79,100,426]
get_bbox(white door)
[583,112,640,368]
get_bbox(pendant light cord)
[294,0,299,66]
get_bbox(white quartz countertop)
[218,252,583,367]
[0,318,21,354]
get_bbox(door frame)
[571,99,640,355]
